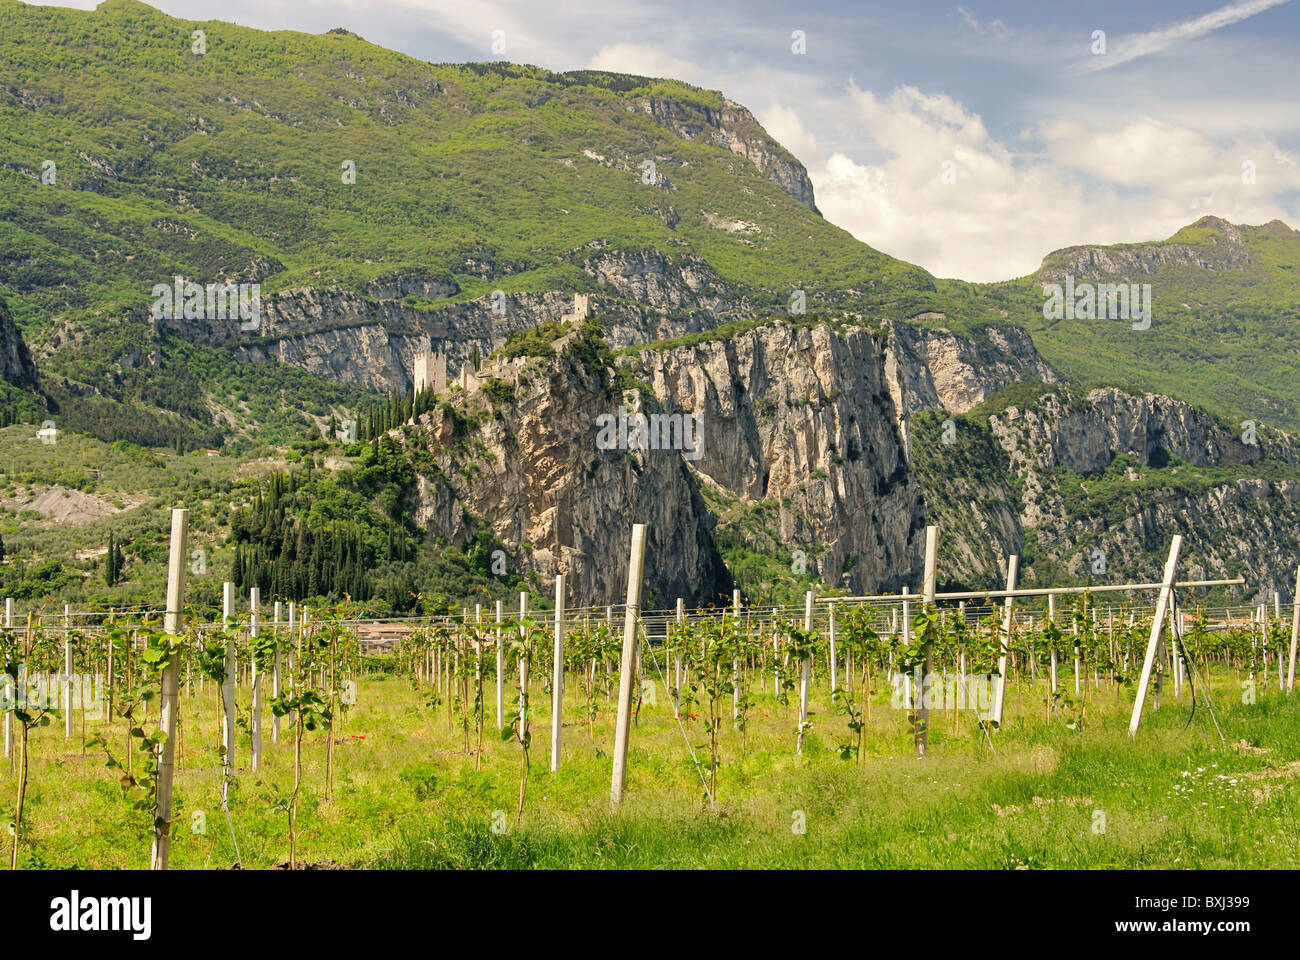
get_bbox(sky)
[39,0,1300,281]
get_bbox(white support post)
[606,605,614,699]
[272,600,282,744]
[917,525,938,758]
[287,603,297,731]
[151,508,188,871]
[674,598,684,717]
[551,574,565,772]
[3,598,10,754]
[611,524,648,806]
[991,555,1020,729]
[731,589,741,723]
[829,601,838,692]
[845,601,853,695]
[1288,565,1300,694]
[1128,536,1183,738]
[495,600,505,730]
[519,592,528,691]
[797,590,813,755]
[772,607,780,696]
[221,582,236,798]
[1048,594,1058,695]
[956,601,966,695]
[63,604,73,738]
[250,588,262,773]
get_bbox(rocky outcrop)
[155,286,594,392]
[369,308,1300,604]
[0,297,39,388]
[915,384,1300,601]
[632,96,820,213]
[885,320,1058,418]
[633,321,925,593]
[150,248,775,391]
[400,318,926,600]
[400,351,732,607]
[992,388,1299,476]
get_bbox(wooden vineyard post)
[797,590,813,755]
[151,507,188,871]
[272,601,282,744]
[287,603,297,731]
[845,602,853,695]
[829,600,838,692]
[63,604,72,739]
[495,600,505,730]
[674,598,684,717]
[1289,565,1300,694]
[250,588,262,773]
[1128,535,1183,738]
[916,524,938,758]
[772,607,780,696]
[611,524,648,806]
[1289,564,1300,692]
[1048,594,1058,696]
[2,598,9,754]
[732,589,742,723]
[221,582,236,801]
[518,592,528,691]
[990,555,1020,730]
[551,574,565,772]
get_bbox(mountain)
[0,0,1029,453]
[1008,216,1300,432]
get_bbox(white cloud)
[956,5,1009,39]
[1084,0,1291,71]
[794,84,1300,281]
[760,102,827,171]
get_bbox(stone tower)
[413,351,446,394]
[562,293,591,324]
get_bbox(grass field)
[7,658,1299,870]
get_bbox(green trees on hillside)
[228,471,411,604]
[361,386,437,440]
[104,534,125,586]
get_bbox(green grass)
[10,661,1300,869]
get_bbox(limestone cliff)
[393,345,732,608]
[0,297,39,388]
[398,316,1300,605]
[633,321,924,594]
[632,96,820,213]
[913,385,1300,601]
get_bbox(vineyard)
[3,515,1300,870]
